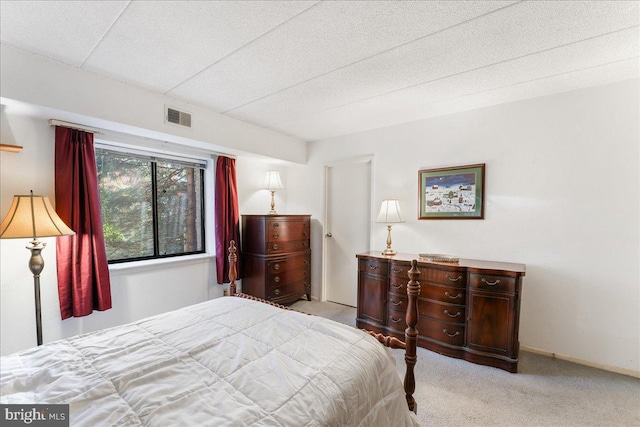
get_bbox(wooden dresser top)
[357,251,526,275]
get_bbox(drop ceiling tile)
[0,0,128,67]
[229,1,638,128]
[82,1,315,94]
[0,1,637,142]
[271,27,639,140]
[168,1,514,112]
[280,59,639,141]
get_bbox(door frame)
[321,155,376,302]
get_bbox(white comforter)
[1,297,420,426]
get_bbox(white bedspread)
[1,297,420,426]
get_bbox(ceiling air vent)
[166,106,192,128]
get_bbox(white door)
[324,158,373,306]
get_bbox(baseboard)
[520,345,640,379]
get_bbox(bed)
[1,242,421,426]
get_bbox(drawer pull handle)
[481,278,501,286]
[391,299,402,306]
[391,267,403,273]
[273,263,280,270]
[304,258,309,264]
[303,231,308,236]
[274,289,280,296]
[273,233,279,239]
[392,283,404,290]
[444,310,461,318]
[304,222,309,227]
[302,241,308,247]
[390,316,402,323]
[446,275,463,282]
[443,329,460,338]
[273,276,280,283]
[272,243,279,250]
[445,291,462,300]
[368,264,379,270]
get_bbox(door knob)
[325,233,332,238]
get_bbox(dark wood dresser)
[356,252,526,372]
[241,215,311,304]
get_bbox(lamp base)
[268,191,279,215]
[27,238,46,346]
[381,224,397,256]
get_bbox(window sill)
[108,253,215,276]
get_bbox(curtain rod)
[48,119,104,135]
[47,119,236,159]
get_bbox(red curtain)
[214,156,241,284]
[55,126,112,319]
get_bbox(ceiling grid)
[1,0,637,141]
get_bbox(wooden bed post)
[228,240,238,296]
[360,259,421,414]
[405,259,420,413]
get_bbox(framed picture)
[418,163,485,219]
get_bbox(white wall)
[286,79,640,376]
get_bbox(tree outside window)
[96,149,205,263]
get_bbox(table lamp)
[376,199,404,256]
[263,170,283,215]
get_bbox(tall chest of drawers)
[241,215,311,304]
[357,252,525,372]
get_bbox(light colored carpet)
[291,300,640,427]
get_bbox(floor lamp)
[0,191,74,346]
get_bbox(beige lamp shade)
[0,193,74,239]
[263,170,284,191]
[376,199,404,224]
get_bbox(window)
[96,147,206,263]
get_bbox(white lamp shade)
[263,170,284,191]
[376,199,404,224]
[0,193,74,239]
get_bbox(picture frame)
[418,163,485,219]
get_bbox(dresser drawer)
[421,299,465,324]
[418,317,465,347]
[388,278,407,295]
[389,262,412,278]
[266,280,307,301]
[358,259,388,277]
[265,239,310,254]
[421,283,466,304]
[266,264,309,287]
[387,293,407,312]
[267,254,310,274]
[388,294,464,324]
[469,273,516,293]
[266,219,310,242]
[387,309,407,332]
[421,268,467,288]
